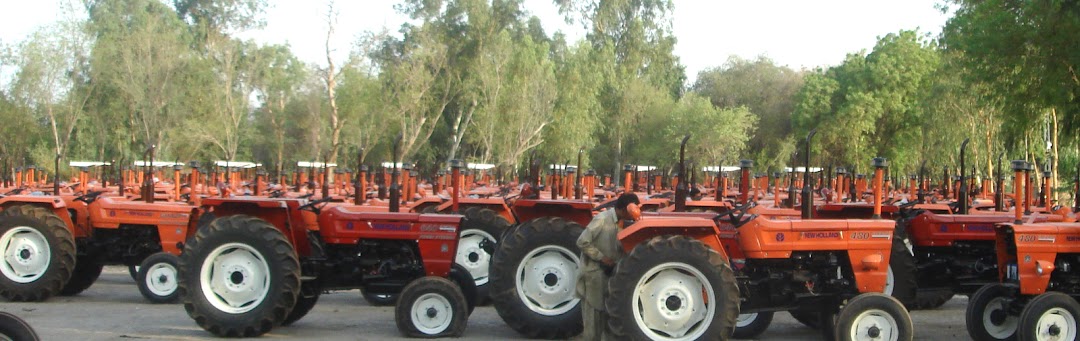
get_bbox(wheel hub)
[516,246,580,315]
[411,293,453,334]
[1049,324,1061,336]
[426,306,438,319]
[990,309,1007,325]
[0,226,52,283]
[1035,307,1075,341]
[201,243,271,314]
[633,262,715,340]
[455,230,494,287]
[867,326,881,338]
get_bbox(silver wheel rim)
[736,313,758,328]
[983,296,1018,339]
[632,262,716,341]
[145,261,178,297]
[0,226,51,283]
[514,245,580,316]
[1032,307,1076,341]
[848,308,900,341]
[883,266,895,296]
[199,243,271,314]
[411,292,453,335]
[455,229,494,286]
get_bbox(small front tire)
[834,293,913,341]
[136,252,181,303]
[1016,292,1079,341]
[965,284,1019,341]
[394,276,468,338]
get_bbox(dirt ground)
[0,266,975,340]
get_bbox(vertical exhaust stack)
[357,165,368,206]
[773,172,782,207]
[53,153,61,195]
[958,138,970,214]
[174,164,184,200]
[389,135,402,213]
[1024,163,1033,215]
[575,149,584,200]
[1074,163,1079,213]
[675,135,691,212]
[552,164,560,200]
[143,145,156,204]
[1042,168,1052,208]
[836,167,847,202]
[714,164,724,201]
[450,159,463,213]
[995,155,1005,212]
[739,159,753,205]
[622,164,633,194]
[1012,160,1027,224]
[872,157,888,219]
[801,129,817,219]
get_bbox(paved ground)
[0,266,975,340]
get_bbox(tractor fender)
[0,196,76,235]
[511,199,594,226]
[617,217,729,260]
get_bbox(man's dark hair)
[615,193,640,210]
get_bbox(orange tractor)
[603,131,914,340]
[178,158,476,337]
[964,160,1080,341]
[0,147,200,303]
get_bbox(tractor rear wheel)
[489,217,583,339]
[136,252,180,303]
[362,291,398,306]
[394,276,468,338]
[0,205,76,302]
[887,236,918,308]
[58,255,102,296]
[834,293,913,341]
[607,235,741,341]
[733,311,774,339]
[179,215,301,337]
[455,207,509,305]
[0,312,39,341]
[282,284,320,326]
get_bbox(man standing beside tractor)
[575,193,640,340]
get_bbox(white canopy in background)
[701,166,740,172]
[216,161,262,168]
[69,161,111,167]
[783,167,823,173]
[297,161,335,168]
[132,161,184,167]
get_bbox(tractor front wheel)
[179,215,300,337]
[136,252,180,303]
[965,283,1019,341]
[834,293,913,341]
[1017,292,1079,341]
[606,235,740,341]
[0,312,39,341]
[394,276,468,338]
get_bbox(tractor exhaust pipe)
[802,129,817,219]
[995,154,1005,212]
[622,164,632,193]
[450,159,463,213]
[143,145,156,204]
[389,134,402,213]
[872,157,887,219]
[739,159,753,205]
[1024,162,1033,215]
[354,149,364,205]
[675,135,690,211]
[575,149,584,200]
[1011,160,1027,224]
[53,153,61,195]
[958,138,970,214]
[1074,162,1079,213]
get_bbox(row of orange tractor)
[0,134,1078,341]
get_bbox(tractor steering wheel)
[716,201,756,228]
[76,190,105,204]
[298,196,333,215]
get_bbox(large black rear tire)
[178,215,301,337]
[489,216,584,339]
[888,236,918,308]
[733,311,774,339]
[0,205,76,302]
[606,235,741,341]
[59,255,103,296]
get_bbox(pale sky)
[0,0,952,83]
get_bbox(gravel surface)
[0,266,975,340]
